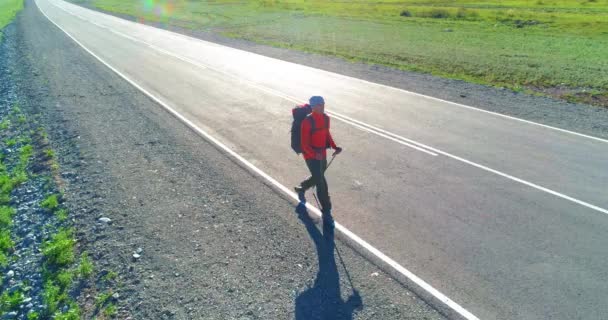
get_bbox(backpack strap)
[307,115,316,132]
[307,114,329,133]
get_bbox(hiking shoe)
[294,186,306,202]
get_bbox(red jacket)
[301,112,337,160]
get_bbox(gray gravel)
[4,1,447,319]
[0,19,75,319]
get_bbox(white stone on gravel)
[132,253,141,260]
[98,217,112,223]
[6,270,14,278]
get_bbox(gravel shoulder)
[3,1,446,319]
[71,0,608,140]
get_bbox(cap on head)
[309,96,325,107]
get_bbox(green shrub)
[95,291,112,308]
[0,174,14,194]
[456,8,479,20]
[104,303,117,317]
[77,253,94,278]
[0,206,15,228]
[0,120,10,130]
[56,208,68,221]
[400,9,411,17]
[0,252,8,267]
[43,280,67,315]
[42,229,75,267]
[419,8,451,19]
[50,160,60,172]
[0,193,10,205]
[56,270,73,290]
[54,303,80,320]
[44,149,55,159]
[4,139,16,147]
[102,270,118,282]
[0,230,14,252]
[11,170,28,186]
[0,290,23,313]
[41,194,59,211]
[19,144,33,164]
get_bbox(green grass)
[56,208,68,221]
[41,194,60,211]
[77,252,94,278]
[44,148,55,159]
[95,291,112,308]
[11,169,28,186]
[56,269,74,289]
[102,270,118,282]
[0,120,10,130]
[0,289,24,314]
[0,204,15,267]
[42,228,76,267]
[84,0,608,105]
[0,230,14,266]
[0,101,94,319]
[54,303,81,320]
[4,138,16,147]
[0,0,23,41]
[103,303,117,317]
[0,206,15,227]
[43,280,69,315]
[18,144,33,170]
[0,173,14,194]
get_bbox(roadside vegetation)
[75,0,608,106]
[0,0,23,41]
[0,101,123,319]
[1,12,120,315]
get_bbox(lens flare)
[141,0,176,19]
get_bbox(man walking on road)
[295,96,342,225]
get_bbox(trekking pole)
[326,154,337,171]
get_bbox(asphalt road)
[35,0,608,318]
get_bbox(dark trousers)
[300,159,331,212]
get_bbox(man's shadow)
[295,203,363,320]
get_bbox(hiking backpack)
[291,104,312,154]
[290,104,330,154]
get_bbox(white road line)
[54,0,608,145]
[52,0,608,217]
[329,111,608,215]
[37,1,480,319]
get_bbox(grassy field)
[77,0,608,106]
[0,0,23,40]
